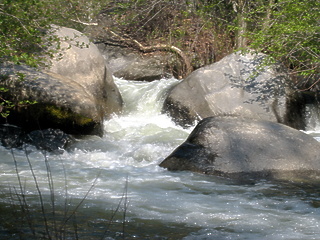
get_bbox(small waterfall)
[114,77,177,115]
[305,103,320,131]
[0,77,320,239]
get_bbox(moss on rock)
[45,105,94,126]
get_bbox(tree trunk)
[262,0,275,32]
[233,0,248,49]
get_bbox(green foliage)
[0,98,14,118]
[0,0,106,118]
[0,0,105,66]
[1,0,318,75]
[0,81,38,119]
[0,0,51,117]
[0,0,319,92]
[0,0,49,66]
[247,0,320,78]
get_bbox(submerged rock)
[160,117,320,181]
[0,124,73,153]
[163,52,305,129]
[26,128,73,153]
[0,124,25,149]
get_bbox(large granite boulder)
[160,117,320,181]
[96,44,179,81]
[85,19,186,81]
[162,52,305,129]
[0,26,123,136]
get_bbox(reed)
[5,147,128,240]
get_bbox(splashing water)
[0,77,320,239]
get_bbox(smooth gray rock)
[46,26,123,119]
[85,19,184,81]
[163,52,305,129]
[96,44,176,81]
[160,117,320,180]
[0,26,123,136]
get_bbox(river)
[0,77,320,239]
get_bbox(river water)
[0,77,320,239]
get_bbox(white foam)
[1,77,320,239]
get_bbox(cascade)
[0,77,319,239]
[305,103,320,132]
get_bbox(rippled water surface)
[0,78,320,239]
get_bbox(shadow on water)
[1,167,320,240]
[0,195,202,240]
[1,77,320,239]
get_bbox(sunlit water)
[0,77,320,239]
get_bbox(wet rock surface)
[0,124,73,153]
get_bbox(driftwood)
[105,28,193,78]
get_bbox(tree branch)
[0,10,31,35]
[106,29,193,77]
[70,18,98,26]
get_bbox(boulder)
[0,124,73,153]
[0,26,123,136]
[160,117,320,181]
[96,44,178,81]
[25,128,74,154]
[162,52,305,129]
[85,20,186,80]
[0,124,26,149]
